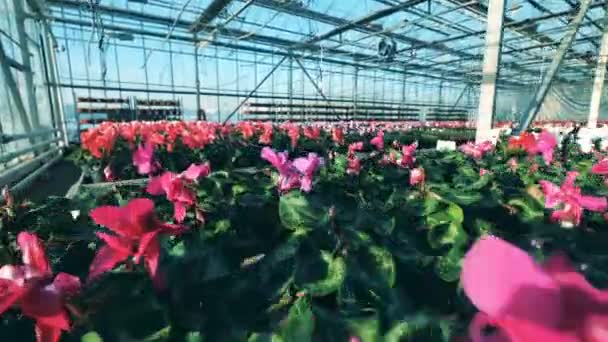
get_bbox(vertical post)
[215,46,221,122]
[288,56,293,119]
[588,3,608,129]
[516,0,593,133]
[13,0,40,130]
[401,67,407,120]
[353,66,359,120]
[476,0,506,142]
[194,34,203,120]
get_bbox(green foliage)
[3,127,608,341]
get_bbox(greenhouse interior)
[3,0,608,341]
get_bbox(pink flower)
[348,142,364,156]
[147,163,210,222]
[0,232,81,342]
[399,143,417,168]
[303,126,321,140]
[370,130,385,151]
[89,198,186,287]
[480,169,490,177]
[591,159,608,176]
[539,172,607,226]
[410,167,425,186]
[536,131,558,165]
[104,165,115,182]
[347,156,362,176]
[258,123,273,145]
[293,153,323,192]
[261,147,300,193]
[507,158,519,172]
[462,235,608,342]
[460,141,494,160]
[133,143,156,175]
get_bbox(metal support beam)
[0,40,34,140]
[588,2,608,129]
[194,33,204,120]
[190,0,235,32]
[515,0,593,133]
[222,55,287,124]
[292,56,341,120]
[300,0,425,47]
[476,0,506,143]
[13,0,41,131]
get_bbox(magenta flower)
[480,168,490,177]
[410,167,425,186]
[261,147,300,193]
[147,163,210,222]
[535,131,558,165]
[293,153,323,192]
[462,235,608,342]
[370,130,385,151]
[0,232,81,342]
[348,141,364,156]
[89,198,186,288]
[399,143,417,168]
[133,143,156,175]
[539,172,607,226]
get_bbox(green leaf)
[81,332,103,342]
[368,245,396,287]
[302,251,346,296]
[248,333,284,342]
[279,297,315,342]
[279,192,328,232]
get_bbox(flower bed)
[2,121,608,341]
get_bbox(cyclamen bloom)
[460,141,494,160]
[104,165,115,182]
[147,163,211,222]
[509,131,558,165]
[347,156,362,176]
[539,171,607,226]
[370,130,385,151]
[591,159,608,176]
[261,148,322,193]
[133,143,157,175]
[89,198,186,288]
[0,232,81,342]
[462,236,608,342]
[332,127,345,145]
[293,153,324,192]
[410,167,425,186]
[399,143,417,168]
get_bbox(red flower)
[89,198,187,288]
[0,232,81,342]
[287,125,300,148]
[258,123,273,145]
[147,163,211,222]
[303,126,321,140]
[332,127,344,145]
[591,159,608,176]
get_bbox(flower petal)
[462,236,562,328]
[35,323,62,342]
[591,160,608,175]
[539,180,562,209]
[181,163,210,181]
[17,232,51,276]
[87,245,131,282]
[0,278,26,314]
[173,202,187,223]
[143,236,161,289]
[21,286,70,331]
[52,273,81,298]
[492,317,579,342]
[146,175,166,196]
[577,195,608,212]
[134,231,158,265]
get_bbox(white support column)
[588,8,608,129]
[476,0,506,143]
